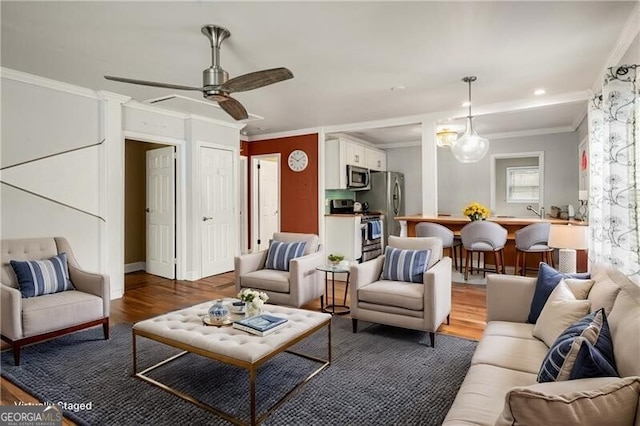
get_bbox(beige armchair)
[234,232,325,308]
[350,236,452,347]
[1,237,110,365]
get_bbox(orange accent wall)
[246,134,318,237]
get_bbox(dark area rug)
[1,318,476,425]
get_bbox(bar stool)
[415,223,462,271]
[514,222,554,276]
[460,221,508,280]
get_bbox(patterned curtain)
[588,64,640,278]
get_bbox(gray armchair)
[1,237,110,365]
[234,232,325,308]
[350,236,452,347]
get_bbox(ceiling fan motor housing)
[203,66,229,88]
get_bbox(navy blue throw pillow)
[569,340,618,380]
[381,247,431,283]
[527,263,590,323]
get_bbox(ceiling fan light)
[436,128,458,148]
[451,117,489,163]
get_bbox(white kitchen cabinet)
[366,147,387,171]
[345,142,366,166]
[325,138,386,189]
[325,215,362,261]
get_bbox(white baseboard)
[124,262,146,273]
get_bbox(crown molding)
[378,141,421,149]
[484,126,574,141]
[592,1,640,92]
[247,127,320,141]
[1,67,101,100]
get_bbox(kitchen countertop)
[395,215,587,226]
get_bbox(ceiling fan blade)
[104,75,203,91]
[218,97,249,120]
[221,67,294,93]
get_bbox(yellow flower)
[463,202,490,219]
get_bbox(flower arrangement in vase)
[463,202,490,221]
[237,288,269,317]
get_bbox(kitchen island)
[397,215,588,273]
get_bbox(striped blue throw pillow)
[537,309,616,383]
[10,252,75,298]
[265,241,307,271]
[381,246,431,284]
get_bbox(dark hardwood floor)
[0,270,486,423]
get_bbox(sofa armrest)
[486,274,536,323]
[68,264,110,317]
[234,251,268,292]
[423,256,452,330]
[1,283,23,340]
[289,249,326,307]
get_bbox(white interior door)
[252,156,280,252]
[146,146,175,279]
[201,146,235,276]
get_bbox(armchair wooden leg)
[351,319,358,333]
[12,343,21,366]
[429,332,435,348]
[446,314,450,325]
[103,318,110,340]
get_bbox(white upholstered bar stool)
[515,222,554,276]
[460,221,508,281]
[415,223,462,272]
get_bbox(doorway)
[124,139,182,280]
[251,155,281,252]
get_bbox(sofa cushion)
[380,247,430,283]
[471,334,549,374]
[358,280,423,311]
[442,364,537,426]
[21,290,103,337]
[10,252,75,298]
[265,240,306,271]
[482,321,537,341]
[495,376,640,426]
[564,278,595,299]
[607,277,640,377]
[240,269,290,293]
[528,263,589,323]
[588,264,625,314]
[533,281,591,347]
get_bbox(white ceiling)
[1,1,636,144]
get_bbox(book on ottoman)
[233,314,288,336]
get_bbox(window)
[506,166,539,203]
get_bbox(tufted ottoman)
[132,301,331,425]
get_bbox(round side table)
[316,264,350,315]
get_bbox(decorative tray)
[202,316,233,327]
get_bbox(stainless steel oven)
[347,165,370,190]
[360,214,383,262]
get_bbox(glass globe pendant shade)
[451,117,489,163]
[436,128,458,148]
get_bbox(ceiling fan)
[105,25,294,120]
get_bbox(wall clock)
[288,149,309,172]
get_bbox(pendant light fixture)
[436,128,458,148]
[451,76,489,163]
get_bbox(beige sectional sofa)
[444,264,640,425]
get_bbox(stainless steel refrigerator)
[356,171,405,247]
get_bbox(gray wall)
[386,145,422,215]
[495,156,539,217]
[619,33,639,65]
[438,131,579,218]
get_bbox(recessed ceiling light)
[391,85,406,91]
[534,88,546,95]
[462,101,471,107]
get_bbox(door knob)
[202,217,213,221]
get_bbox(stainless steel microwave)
[347,165,370,190]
